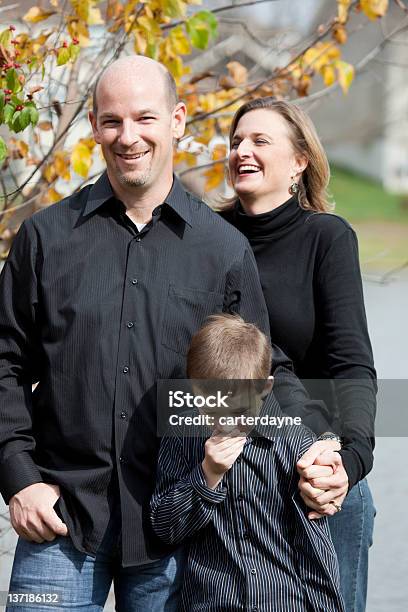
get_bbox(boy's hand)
[202,429,246,489]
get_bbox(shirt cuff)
[0,452,43,504]
[189,463,227,504]
[337,447,363,491]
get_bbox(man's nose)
[118,120,140,146]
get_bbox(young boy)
[150,314,344,611]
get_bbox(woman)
[219,97,376,612]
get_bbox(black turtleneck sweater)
[220,196,376,490]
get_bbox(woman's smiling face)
[229,108,306,205]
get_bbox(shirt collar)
[251,392,283,442]
[83,171,193,227]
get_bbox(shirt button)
[131,278,138,285]
[243,532,250,540]
[237,494,244,502]
[126,321,134,328]
[136,237,141,242]
[250,568,256,575]
[119,456,125,464]
[236,457,241,464]
[252,607,258,612]
[123,366,129,373]
[120,411,127,419]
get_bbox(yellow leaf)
[71,142,92,178]
[15,140,29,157]
[337,0,352,24]
[333,24,348,45]
[137,16,162,37]
[54,151,71,181]
[226,61,248,85]
[296,74,312,97]
[134,30,147,54]
[212,144,227,161]
[45,188,62,204]
[204,163,225,191]
[335,60,354,93]
[169,25,191,55]
[38,121,53,131]
[23,7,56,23]
[360,0,389,20]
[43,164,57,184]
[88,7,104,25]
[322,65,336,87]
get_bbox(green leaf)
[0,136,7,164]
[163,0,186,19]
[19,107,32,130]
[11,94,23,106]
[29,106,39,126]
[186,10,218,50]
[57,47,71,66]
[0,90,5,114]
[3,104,15,125]
[11,110,22,132]
[6,68,22,94]
[0,29,12,49]
[186,21,209,50]
[195,11,218,38]
[69,44,80,61]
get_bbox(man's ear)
[260,375,274,399]
[89,111,101,144]
[172,101,187,139]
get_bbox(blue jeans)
[329,478,375,612]
[7,516,185,611]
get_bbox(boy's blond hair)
[187,313,271,381]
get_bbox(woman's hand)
[297,441,349,519]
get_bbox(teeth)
[238,165,260,174]
[118,151,148,159]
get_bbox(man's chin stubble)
[117,171,149,187]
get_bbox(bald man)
[0,55,277,610]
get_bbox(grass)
[329,166,408,224]
[328,166,408,274]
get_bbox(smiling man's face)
[90,65,185,194]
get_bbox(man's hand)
[297,448,349,519]
[202,430,246,489]
[9,483,68,543]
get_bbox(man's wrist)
[317,431,343,447]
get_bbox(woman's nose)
[236,139,252,158]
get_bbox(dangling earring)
[289,176,299,195]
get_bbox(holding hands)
[297,439,349,519]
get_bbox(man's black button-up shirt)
[0,172,292,566]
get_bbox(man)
[0,55,289,610]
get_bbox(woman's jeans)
[7,510,185,611]
[329,478,375,612]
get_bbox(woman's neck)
[239,190,292,216]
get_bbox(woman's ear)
[292,154,308,177]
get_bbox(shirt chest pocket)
[161,284,225,355]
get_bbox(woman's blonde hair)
[221,97,332,213]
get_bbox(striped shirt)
[151,393,345,611]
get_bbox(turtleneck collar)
[232,195,304,241]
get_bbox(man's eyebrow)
[99,109,160,119]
